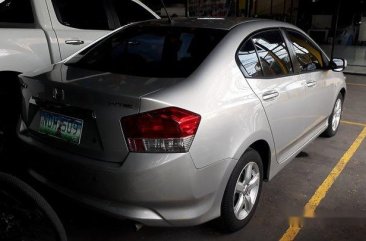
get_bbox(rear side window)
[52,0,110,30]
[0,0,34,24]
[66,26,227,78]
[237,40,263,78]
[251,30,293,77]
[112,0,155,26]
[285,30,326,72]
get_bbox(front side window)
[52,0,110,30]
[285,30,326,72]
[252,30,293,77]
[112,0,155,26]
[0,0,34,24]
[237,39,263,78]
[66,26,227,78]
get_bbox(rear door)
[238,29,308,163]
[284,29,334,131]
[47,0,157,60]
[47,0,112,60]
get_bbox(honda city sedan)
[17,18,346,232]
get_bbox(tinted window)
[66,26,227,78]
[237,39,263,77]
[0,0,34,23]
[113,0,155,26]
[252,30,293,77]
[285,30,325,72]
[52,0,110,30]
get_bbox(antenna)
[160,0,173,24]
[226,0,234,17]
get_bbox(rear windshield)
[66,26,227,78]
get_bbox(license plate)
[39,111,83,144]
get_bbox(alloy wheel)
[233,162,260,220]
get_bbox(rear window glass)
[66,26,227,78]
[52,0,110,30]
[0,0,34,24]
[237,39,263,78]
[252,30,293,77]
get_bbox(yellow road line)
[341,120,366,127]
[279,127,366,241]
[347,83,366,87]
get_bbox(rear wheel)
[220,148,263,233]
[322,93,343,137]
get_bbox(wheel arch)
[0,70,22,106]
[232,128,276,182]
[340,87,346,99]
[0,70,22,87]
[249,140,271,181]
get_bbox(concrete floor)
[1,74,366,241]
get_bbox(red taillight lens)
[121,107,201,153]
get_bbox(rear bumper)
[17,122,235,226]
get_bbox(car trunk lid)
[20,64,181,163]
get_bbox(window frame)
[236,28,296,80]
[282,28,330,74]
[0,0,35,28]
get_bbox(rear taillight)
[121,107,201,153]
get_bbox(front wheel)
[219,148,263,233]
[322,93,343,137]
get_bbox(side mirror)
[329,58,347,72]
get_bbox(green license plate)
[39,111,84,144]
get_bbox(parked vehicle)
[17,18,347,232]
[0,0,158,150]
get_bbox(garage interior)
[1,0,366,241]
[149,0,366,74]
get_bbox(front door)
[284,29,335,132]
[238,29,309,163]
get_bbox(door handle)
[65,40,85,45]
[306,80,317,87]
[262,90,279,101]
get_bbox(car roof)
[134,17,262,31]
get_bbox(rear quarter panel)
[0,0,57,73]
[0,29,52,73]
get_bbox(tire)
[322,93,343,138]
[0,172,68,241]
[219,148,263,233]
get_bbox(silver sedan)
[18,18,346,232]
